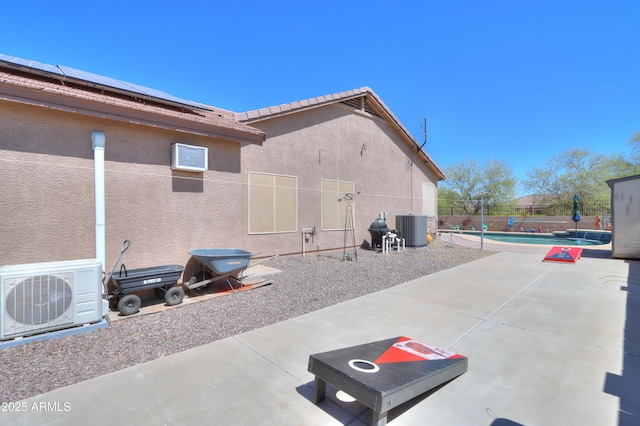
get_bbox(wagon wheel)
[164,286,185,306]
[117,294,141,316]
[188,271,213,294]
[109,295,120,310]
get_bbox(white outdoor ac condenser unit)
[0,258,107,340]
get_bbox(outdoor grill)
[368,218,390,250]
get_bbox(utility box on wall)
[396,214,428,247]
[171,143,208,172]
[607,174,640,259]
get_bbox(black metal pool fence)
[438,203,611,217]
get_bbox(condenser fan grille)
[6,274,73,326]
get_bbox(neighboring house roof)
[236,87,446,181]
[514,195,549,206]
[0,56,265,145]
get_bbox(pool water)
[459,231,611,246]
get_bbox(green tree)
[629,132,640,165]
[437,186,462,215]
[599,152,640,181]
[441,159,516,214]
[522,148,636,205]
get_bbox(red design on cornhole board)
[544,246,582,263]
[375,336,465,364]
[308,336,469,421]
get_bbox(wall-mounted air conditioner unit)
[171,143,208,172]
[0,258,106,340]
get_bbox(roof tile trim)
[235,87,372,122]
[0,71,265,141]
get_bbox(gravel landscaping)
[0,240,492,402]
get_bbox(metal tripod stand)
[342,193,357,261]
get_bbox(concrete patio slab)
[3,251,638,426]
[490,257,629,351]
[437,321,622,425]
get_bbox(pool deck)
[3,238,638,425]
[440,231,613,255]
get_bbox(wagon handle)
[119,263,128,278]
[103,240,132,293]
[120,240,131,253]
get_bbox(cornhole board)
[544,246,582,263]
[308,336,468,425]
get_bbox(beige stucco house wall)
[1,57,445,278]
[237,88,445,256]
[0,57,264,275]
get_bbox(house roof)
[0,56,265,145]
[0,54,212,113]
[235,87,446,181]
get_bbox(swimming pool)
[456,230,611,246]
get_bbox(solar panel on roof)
[0,54,64,76]
[0,54,210,112]
[56,65,209,110]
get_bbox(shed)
[606,174,640,259]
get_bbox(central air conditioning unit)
[171,143,208,172]
[396,214,428,247]
[0,258,107,341]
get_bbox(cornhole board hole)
[544,246,583,263]
[308,336,468,425]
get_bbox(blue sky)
[2,1,638,195]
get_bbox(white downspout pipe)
[92,131,106,273]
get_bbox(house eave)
[0,74,265,145]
